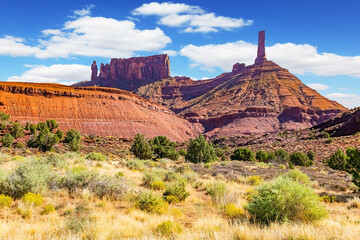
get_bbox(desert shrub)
[223,203,244,219]
[59,166,98,194]
[64,129,82,151]
[206,180,227,203]
[164,171,181,182]
[327,149,347,171]
[285,169,312,186]
[126,158,146,171]
[38,130,60,152]
[175,165,192,174]
[163,180,190,203]
[0,194,13,208]
[46,119,59,131]
[178,149,187,157]
[41,204,56,215]
[320,195,336,203]
[274,149,289,162]
[256,150,269,162]
[37,122,49,131]
[247,175,263,186]
[151,181,166,190]
[245,177,327,224]
[1,133,14,147]
[130,134,153,160]
[0,160,52,198]
[135,192,168,214]
[56,130,64,140]
[346,147,360,188]
[9,123,24,139]
[347,197,360,210]
[86,152,107,161]
[22,192,43,206]
[185,135,217,163]
[15,141,25,149]
[290,152,312,166]
[307,150,316,161]
[116,171,124,178]
[150,136,179,160]
[183,171,198,183]
[44,153,68,168]
[0,111,9,121]
[155,220,183,237]
[231,148,255,161]
[29,124,37,134]
[17,207,32,219]
[0,122,6,130]
[142,171,163,188]
[88,175,128,200]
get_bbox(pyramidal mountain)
[75,31,346,138]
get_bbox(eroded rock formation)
[0,82,200,141]
[74,31,347,138]
[80,54,170,91]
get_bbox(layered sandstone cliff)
[0,82,200,141]
[76,54,170,91]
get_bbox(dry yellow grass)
[0,154,359,240]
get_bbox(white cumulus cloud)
[0,6,171,59]
[133,2,253,33]
[326,93,360,109]
[180,40,360,77]
[307,83,329,91]
[7,64,90,85]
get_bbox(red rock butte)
[75,30,347,137]
[0,82,201,141]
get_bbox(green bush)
[88,175,128,200]
[27,128,60,152]
[0,111,9,121]
[130,134,153,160]
[46,119,59,131]
[1,133,14,147]
[155,220,183,237]
[206,180,227,203]
[41,204,56,215]
[163,180,190,203]
[231,148,255,161]
[346,147,360,188]
[290,152,312,166]
[274,149,289,162]
[86,152,107,161]
[22,192,43,206]
[59,166,98,194]
[178,149,187,157]
[64,129,82,151]
[29,124,37,134]
[0,160,53,198]
[247,175,263,186]
[150,136,179,160]
[0,194,13,208]
[245,177,327,224]
[327,149,347,171]
[285,169,312,186]
[15,141,25,149]
[142,171,163,188]
[135,192,168,214]
[10,123,24,139]
[151,181,166,190]
[0,122,6,130]
[307,150,316,161]
[126,158,146,171]
[185,135,216,163]
[56,130,64,140]
[256,150,270,162]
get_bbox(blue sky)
[1,0,360,108]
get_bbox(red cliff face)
[74,31,347,138]
[79,54,170,91]
[0,82,200,141]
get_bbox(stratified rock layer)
[79,54,170,91]
[0,82,200,141]
[134,60,346,137]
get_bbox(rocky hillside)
[74,32,346,138]
[0,82,201,141]
[135,60,346,137]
